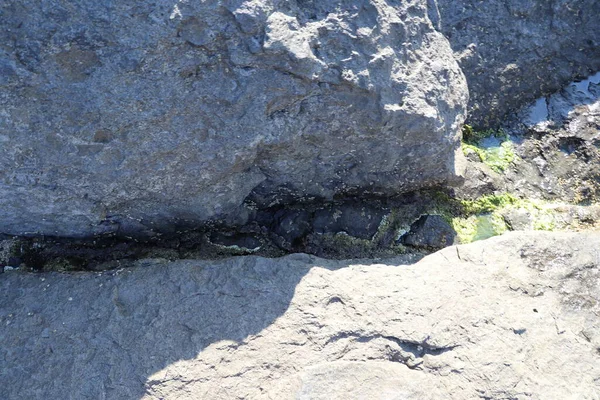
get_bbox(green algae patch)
[510,200,557,231]
[460,193,520,214]
[437,193,562,244]
[481,141,515,173]
[451,215,478,243]
[461,142,487,162]
[451,213,509,244]
[328,192,568,248]
[461,127,516,173]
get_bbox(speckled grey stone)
[1,232,599,399]
[433,0,600,127]
[0,0,467,238]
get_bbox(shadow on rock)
[0,253,418,399]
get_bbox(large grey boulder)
[0,0,467,238]
[431,0,600,127]
[2,231,599,399]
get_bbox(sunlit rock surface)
[1,232,599,399]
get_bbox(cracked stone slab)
[1,231,600,399]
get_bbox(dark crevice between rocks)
[382,335,460,369]
[0,189,463,273]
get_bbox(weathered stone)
[0,0,467,238]
[433,0,600,127]
[455,73,600,206]
[502,208,533,230]
[1,232,599,398]
[401,214,456,248]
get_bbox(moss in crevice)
[308,231,409,259]
[42,257,84,272]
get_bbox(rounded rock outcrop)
[432,0,600,127]
[0,0,467,237]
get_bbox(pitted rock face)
[0,0,467,238]
[433,0,600,127]
[456,73,600,205]
[1,232,599,399]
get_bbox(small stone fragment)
[401,215,457,249]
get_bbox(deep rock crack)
[324,332,460,369]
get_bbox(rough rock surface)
[401,214,456,249]
[432,0,600,127]
[0,0,467,238]
[458,72,600,205]
[2,231,599,399]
